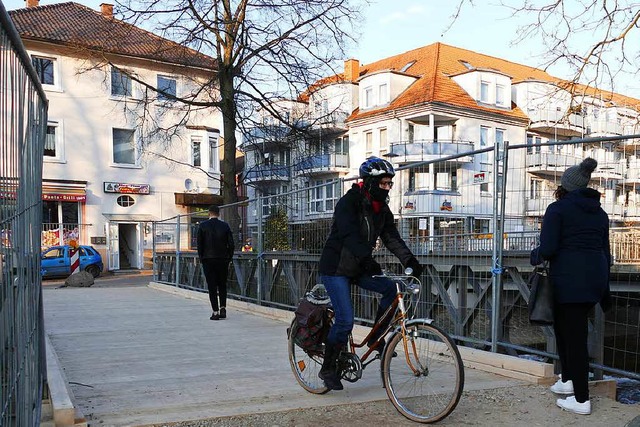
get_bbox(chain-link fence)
[154,136,640,384]
[0,2,48,425]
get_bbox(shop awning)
[102,214,159,222]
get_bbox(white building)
[242,42,640,242]
[9,1,222,270]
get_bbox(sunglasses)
[379,180,394,189]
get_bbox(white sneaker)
[550,378,574,395]
[556,396,591,415]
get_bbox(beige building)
[9,1,223,270]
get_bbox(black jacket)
[197,217,235,261]
[319,184,413,277]
[530,188,611,305]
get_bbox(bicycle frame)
[347,274,424,370]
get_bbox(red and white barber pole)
[69,240,80,275]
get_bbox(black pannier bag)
[293,285,332,355]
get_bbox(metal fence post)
[175,215,181,287]
[256,196,263,305]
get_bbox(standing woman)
[530,157,611,415]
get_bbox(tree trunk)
[218,68,238,206]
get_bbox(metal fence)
[0,3,48,425]
[154,137,640,385]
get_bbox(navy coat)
[319,183,413,278]
[530,188,611,305]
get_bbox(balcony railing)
[294,153,349,173]
[527,108,585,132]
[388,139,475,163]
[525,197,555,215]
[243,164,290,183]
[526,153,581,170]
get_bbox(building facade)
[9,1,223,270]
[242,42,640,242]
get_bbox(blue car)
[41,245,104,278]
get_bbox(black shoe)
[210,313,220,320]
[220,308,226,319]
[319,370,344,390]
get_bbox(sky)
[3,0,639,98]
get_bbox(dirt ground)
[153,383,639,427]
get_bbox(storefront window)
[42,201,80,247]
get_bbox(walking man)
[197,205,235,320]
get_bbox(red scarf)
[358,181,383,213]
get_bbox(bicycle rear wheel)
[287,318,329,394]
[382,320,464,423]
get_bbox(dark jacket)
[319,184,413,277]
[530,188,611,305]
[197,217,234,261]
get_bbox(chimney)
[25,0,39,8]
[344,58,360,82]
[100,3,114,18]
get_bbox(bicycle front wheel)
[382,320,464,423]
[287,318,329,394]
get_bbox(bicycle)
[287,269,465,424]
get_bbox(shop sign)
[404,200,415,211]
[104,182,150,195]
[43,193,86,202]
[440,200,453,211]
[473,172,486,184]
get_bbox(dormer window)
[459,60,474,70]
[480,81,489,103]
[496,85,505,106]
[364,87,373,108]
[378,84,388,104]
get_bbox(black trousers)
[553,302,594,403]
[201,258,230,312]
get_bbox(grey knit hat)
[561,158,598,191]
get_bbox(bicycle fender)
[380,318,435,386]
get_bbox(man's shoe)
[318,370,344,391]
[550,378,574,395]
[220,307,226,319]
[556,396,591,415]
[210,312,220,320]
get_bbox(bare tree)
[449,0,640,96]
[115,0,364,205]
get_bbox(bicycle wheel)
[382,320,464,423]
[287,318,329,394]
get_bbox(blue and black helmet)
[359,156,395,179]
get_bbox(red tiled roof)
[9,2,216,70]
[348,42,640,121]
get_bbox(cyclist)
[318,156,423,391]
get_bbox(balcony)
[241,125,293,150]
[306,111,349,133]
[243,164,290,184]
[527,108,584,137]
[294,153,349,175]
[401,191,494,216]
[526,153,581,177]
[625,160,640,184]
[388,140,474,164]
[601,201,626,220]
[525,197,555,216]
[585,119,623,136]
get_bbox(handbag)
[528,262,554,325]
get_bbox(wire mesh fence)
[154,138,640,383]
[0,3,48,425]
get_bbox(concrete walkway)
[43,282,527,426]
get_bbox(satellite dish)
[184,178,194,191]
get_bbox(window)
[157,75,176,100]
[365,131,373,158]
[526,134,533,154]
[364,87,373,107]
[408,123,414,143]
[530,179,542,199]
[495,129,505,146]
[192,137,201,167]
[111,67,132,96]
[496,85,505,106]
[112,128,136,164]
[480,81,489,103]
[480,126,489,147]
[208,135,217,170]
[334,136,349,155]
[309,180,338,213]
[378,84,388,104]
[116,195,135,207]
[32,56,54,85]
[44,122,61,159]
[379,128,388,155]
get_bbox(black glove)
[406,257,423,277]
[361,257,382,276]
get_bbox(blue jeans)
[320,274,396,346]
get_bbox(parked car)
[41,245,103,278]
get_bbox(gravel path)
[151,384,640,427]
